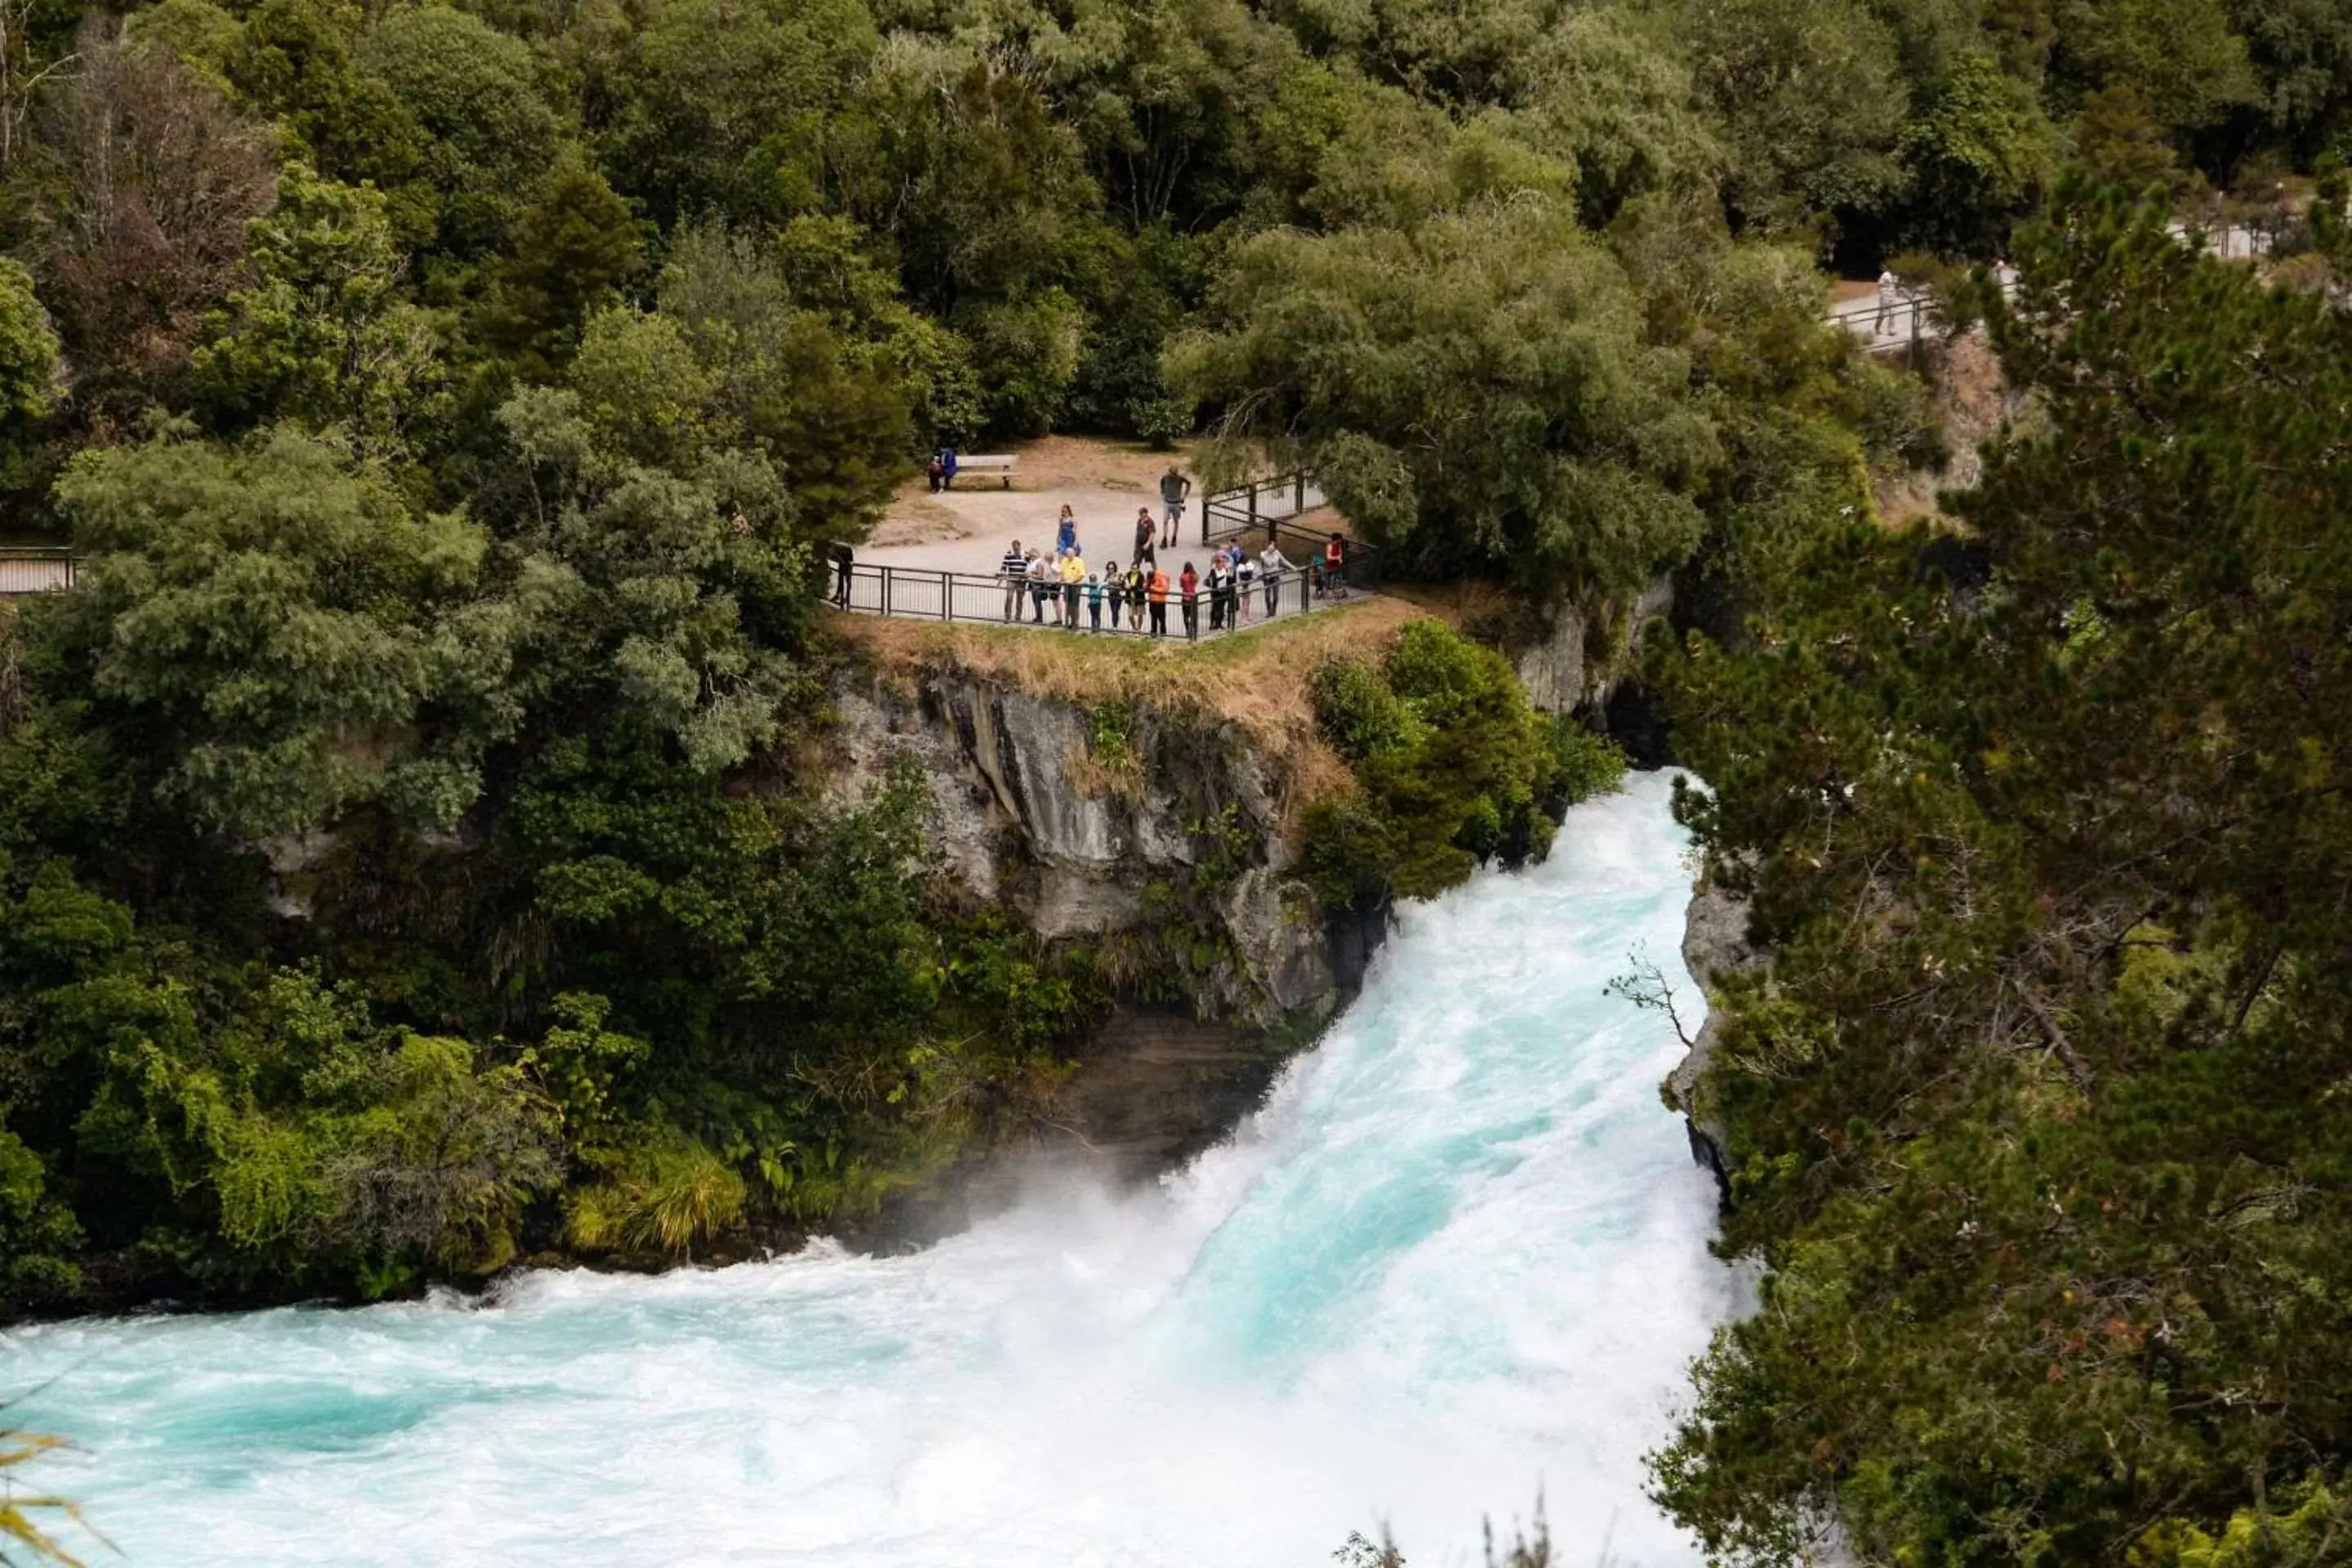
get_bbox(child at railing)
[1086,571,1104,631]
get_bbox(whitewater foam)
[3,772,1735,1567]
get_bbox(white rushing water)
[3,772,1735,1568]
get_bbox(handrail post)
[942,569,951,621]
[882,564,893,617]
[1294,472,1304,514]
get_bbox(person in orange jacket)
[1147,564,1171,637]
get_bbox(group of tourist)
[997,505,1346,640]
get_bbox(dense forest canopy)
[0,0,2350,1561]
[1656,181,2352,1566]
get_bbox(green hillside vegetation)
[1656,182,2352,1566]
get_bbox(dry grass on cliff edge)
[825,598,1432,807]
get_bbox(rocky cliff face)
[1513,572,1676,719]
[1668,874,1757,1205]
[827,663,1386,1170]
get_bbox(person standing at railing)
[1147,563,1170,636]
[1102,559,1125,630]
[1320,532,1347,596]
[1127,561,1150,631]
[1179,562,1200,641]
[1026,549,1050,623]
[1160,466,1190,549]
[1000,539,1027,621]
[1060,550,1085,626]
[1258,541,1293,617]
[1235,551,1258,624]
[830,541,854,608]
[1086,570,1104,631]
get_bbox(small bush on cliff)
[1306,621,1621,906]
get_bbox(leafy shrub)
[564,1133,746,1257]
[1307,621,1618,905]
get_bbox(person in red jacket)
[1179,562,1200,641]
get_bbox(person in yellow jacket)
[1058,550,1085,627]
[1147,564,1171,637]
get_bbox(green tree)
[598,0,880,227]
[227,0,422,194]
[1304,621,1620,903]
[1652,182,2352,1568]
[490,386,810,771]
[49,426,510,840]
[1173,198,1715,597]
[479,154,644,381]
[194,163,444,453]
[1895,54,2053,251]
[0,257,58,425]
[1677,0,1912,229]
[356,3,559,261]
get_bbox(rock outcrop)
[1514,572,1676,719]
[1669,872,1758,1205]
[828,662,1388,1184]
[829,668,1365,1025]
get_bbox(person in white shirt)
[1873,268,1900,334]
[1258,542,1294,616]
[1025,550,1049,623]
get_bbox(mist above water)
[5,771,1735,1567]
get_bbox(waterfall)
[2,771,1735,1567]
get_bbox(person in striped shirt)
[1000,540,1026,620]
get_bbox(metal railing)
[1200,470,1325,542]
[1197,471,1383,591]
[820,555,1364,639]
[0,547,74,595]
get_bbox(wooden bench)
[951,454,1018,489]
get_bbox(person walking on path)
[1026,549,1049,622]
[1873,267,1899,335]
[927,453,946,494]
[1160,466,1190,549]
[1258,540,1294,617]
[941,446,960,489]
[1319,532,1347,596]
[1000,539,1027,621]
[1056,505,1079,557]
[1086,571,1104,631]
[1132,507,1156,567]
[1179,562,1200,641]
[1147,563,1170,637]
[1060,550,1085,626]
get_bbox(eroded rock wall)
[827,667,1371,1030]
[1668,874,1758,1205]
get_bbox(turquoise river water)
[2,771,1735,1567]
